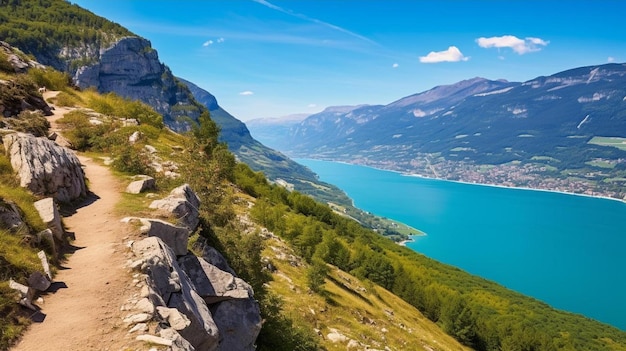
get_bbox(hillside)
[1,2,626,351]
[274,69,626,199]
[1,31,626,351]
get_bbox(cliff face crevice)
[73,37,201,130]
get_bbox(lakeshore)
[296,157,626,331]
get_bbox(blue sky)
[72,0,626,121]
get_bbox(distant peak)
[322,105,369,113]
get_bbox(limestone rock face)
[178,255,262,351]
[73,37,200,130]
[149,184,200,231]
[3,133,87,203]
[131,237,219,351]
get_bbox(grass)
[588,136,626,151]
[262,234,469,351]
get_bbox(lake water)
[296,158,626,330]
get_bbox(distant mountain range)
[247,64,626,198]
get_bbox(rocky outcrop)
[149,184,200,231]
[0,41,45,73]
[3,133,87,203]
[131,237,220,351]
[73,37,201,130]
[179,255,262,351]
[124,217,190,256]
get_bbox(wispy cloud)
[307,103,317,108]
[392,63,399,68]
[608,56,615,63]
[251,0,377,45]
[476,35,549,55]
[203,37,225,47]
[239,91,255,96]
[419,46,469,63]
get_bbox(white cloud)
[419,46,469,63]
[608,56,615,63]
[307,103,317,108]
[476,35,549,55]
[203,37,225,47]
[239,91,254,96]
[392,63,399,68]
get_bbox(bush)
[27,68,72,91]
[56,110,109,150]
[0,51,14,73]
[111,144,154,176]
[8,110,50,137]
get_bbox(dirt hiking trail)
[12,92,139,350]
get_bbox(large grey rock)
[3,133,86,203]
[178,255,254,303]
[136,218,190,256]
[0,199,24,232]
[192,240,237,276]
[131,237,219,351]
[149,184,200,231]
[125,175,155,194]
[34,198,64,241]
[178,255,262,351]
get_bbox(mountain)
[178,78,355,206]
[275,67,626,198]
[245,113,309,150]
[3,3,626,350]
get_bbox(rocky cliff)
[73,37,201,130]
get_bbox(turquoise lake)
[296,158,626,331]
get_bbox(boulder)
[135,218,190,256]
[3,133,86,203]
[125,175,155,194]
[149,184,200,231]
[131,237,219,351]
[34,198,64,241]
[178,255,254,303]
[192,240,237,276]
[178,255,262,351]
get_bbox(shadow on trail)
[58,191,100,217]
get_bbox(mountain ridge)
[259,62,626,200]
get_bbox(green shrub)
[56,110,110,150]
[27,68,72,91]
[6,110,50,137]
[0,51,14,73]
[111,144,154,176]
